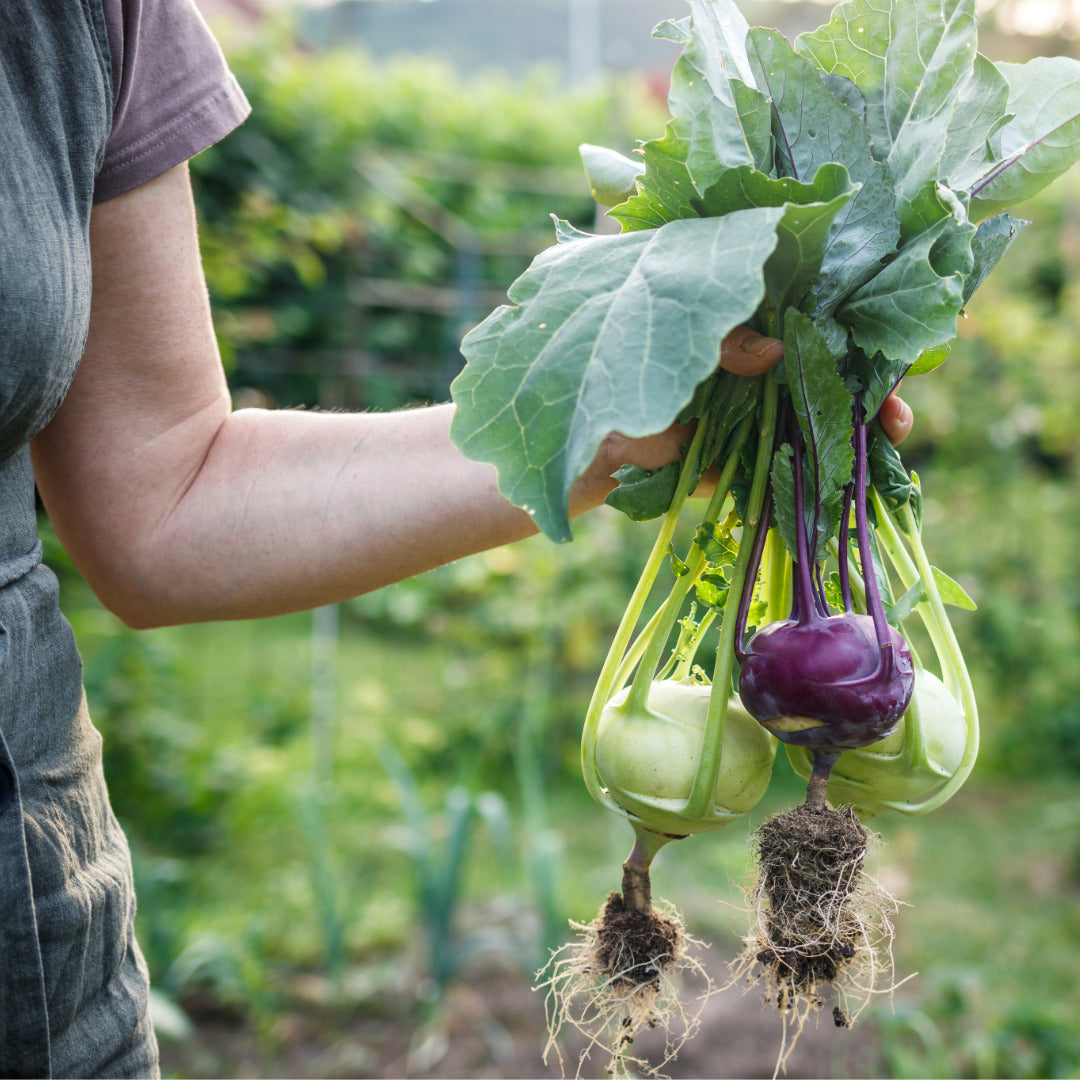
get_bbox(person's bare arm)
[31,164,797,628]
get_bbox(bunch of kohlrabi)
[449,0,1080,1071]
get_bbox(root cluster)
[539,892,714,1079]
[732,804,900,1072]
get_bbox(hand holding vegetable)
[580,327,911,511]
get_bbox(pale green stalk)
[684,374,779,820]
[624,473,733,713]
[579,420,708,813]
[764,526,790,625]
[870,487,980,814]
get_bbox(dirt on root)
[157,944,883,1080]
[753,804,870,995]
[594,890,682,987]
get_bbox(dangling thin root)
[730,797,901,1076]
[538,892,715,1079]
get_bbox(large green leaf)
[940,53,1012,192]
[867,424,920,517]
[970,56,1080,217]
[963,212,1028,303]
[696,162,858,314]
[449,208,786,541]
[669,0,774,190]
[767,176,859,316]
[748,28,878,184]
[746,28,901,312]
[796,0,978,236]
[839,198,974,372]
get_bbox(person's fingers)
[720,327,783,376]
[599,421,695,473]
[879,392,913,446]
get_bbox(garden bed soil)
[159,945,881,1079]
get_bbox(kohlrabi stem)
[614,592,704,698]
[625,419,752,714]
[683,373,780,822]
[791,415,818,624]
[870,487,980,814]
[838,483,855,612]
[621,823,671,913]
[579,420,708,815]
[854,419,893,651]
[869,489,952,684]
[764,527,790,625]
[897,499,980,812]
[733,492,773,663]
[804,750,839,812]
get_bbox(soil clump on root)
[539,892,714,1079]
[733,804,899,1073]
[756,805,869,993]
[594,891,681,987]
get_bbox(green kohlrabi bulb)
[594,678,777,836]
[786,669,967,816]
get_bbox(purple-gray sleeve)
[94,0,251,202]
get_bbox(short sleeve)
[94,0,251,202]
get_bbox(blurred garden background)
[49,0,1080,1075]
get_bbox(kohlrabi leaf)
[653,16,690,45]
[868,424,920,517]
[699,369,761,476]
[932,565,977,610]
[669,0,774,190]
[940,54,1012,192]
[605,461,681,521]
[696,160,852,216]
[608,125,700,231]
[885,566,975,621]
[580,144,644,208]
[745,28,901,312]
[886,581,923,625]
[906,344,950,377]
[767,176,860,315]
[552,218,593,244]
[696,162,861,313]
[821,72,867,118]
[969,56,1080,217]
[747,28,879,184]
[796,0,979,236]
[450,208,785,541]
[778,310,854,563]
[839,198,975,376]
[964,212,1028,303]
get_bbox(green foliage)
[449,0,1080,545]
[898,168,1080,777]
[380,744,514,994]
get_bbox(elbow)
[63,531,206,630]
[81,568,184,631]
[106,598,175,632]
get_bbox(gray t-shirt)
[0,3,247,1075]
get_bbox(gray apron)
[1,2,159,1075]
